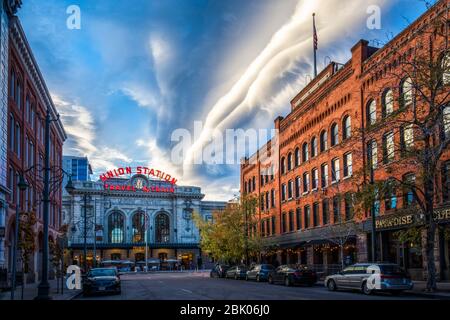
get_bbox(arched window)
[331,123,339,146]
[295,147,300,167]
[287,153,293,171]
[342,116,351,140]
[382,89,394,118]
[281,157,286,175]
[302,142,309,162]
[443,105,450,138]
[320,130,328,152]
[400,77,413,108]
[155,213,170,243]
[108,211,125,244]
[311,137,318,158]
[443,53,450,85]
[132,211,146,243]
[366,100,377,126]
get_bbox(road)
[76,271,430,300]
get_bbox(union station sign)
[99,166,178,194]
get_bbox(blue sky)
[18,0,430,200]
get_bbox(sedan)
[268,265,317,286]
[325,263,413,295]
[246,264,275,282]
[225,265,248,280]
[82,268,121,296]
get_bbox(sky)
[18,0,431,201]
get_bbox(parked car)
[268,265,317,286]
[210,264,231,278]
[225,265,248,280]
[324,263,413,295]
[246,264,275,282]
[83,268,121,296]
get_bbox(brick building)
[3,14,66,284]
[241,0,449,280]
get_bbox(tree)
[354,3,449,291]
[18,210,37,281]
[193,195,266,265]
[49,224,69,293]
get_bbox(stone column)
[356,232,368,263]
[307,246,314,265]
[421,228,441,281]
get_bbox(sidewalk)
[0,278,82,301]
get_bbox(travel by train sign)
[100,166,177,194]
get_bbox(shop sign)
[375,213,416,230]
[434,207,450,222]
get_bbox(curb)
[68,290,83,300]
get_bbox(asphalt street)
[75,272,430,300]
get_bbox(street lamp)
[10,173,28,300]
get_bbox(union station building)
[241,0,450,280]
[63,167,226,270]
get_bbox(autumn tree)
[194,195,266,265]
[18,209,37,282]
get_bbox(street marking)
[181,289,193,294]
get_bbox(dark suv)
[210,264,230,278]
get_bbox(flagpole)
[313,13,318,78]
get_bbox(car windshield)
[89,269,116,277]
[379,265,406,275]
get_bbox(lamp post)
[83,194,92,273]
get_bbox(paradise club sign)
[100,166,177,194]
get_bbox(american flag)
[313,13,318,50]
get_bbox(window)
[367,139,378,170]
[132,211,146,243]
[281,157,286,175]
[367,100,377,126]
[312,168,318,190]
[26,96,30,122]
[403,173,416,207]
[9,114,14,151]
[288,180,293,199]
[302,143,309,162]
[344,193,353,220]
[244,181,247,194]
[271,189,275,207]
[321,163,329,188]
[271,216,276,235]
[296,208,302,230]
[400,124,414,155]
[260,194,264,211]
[331,158,340,182]
[281,183,287,202]
[295,147,300,167]
[382,89,394,118]
[155,213,170,243]
[303,172,310,193]
[252,176,256,190]
[261,220,265,237]
[322,199,330,225]
[343,153,353,177]
[442,162,450,202]
[15,122,20,157]
[320,130,328,152]
[108,211,125,243]
[331,123,339,146]
[265,191,270,210]
[443,53,450,85]
[384,180,397,211]
[313,202,319,227]
[343,116,351,140]
[266,219,270,236]
[295,176,301,198]
[304,205,311,229]
[282,213,287,233]
[400,77,413,108]
[287,153,293,171]
[443,105,450,139]
[383,131,395,164]
[311,137,318,158]
[289,211,294,232]
[10,69,15,99]
[16,78,22,109]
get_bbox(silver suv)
[324,263,413,295]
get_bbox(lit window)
[383,89,394,117]
[401,77,413,107]
[331,123,339,146]
[367,100,377,126]
[343,116,351,140]
[331,158,340,182]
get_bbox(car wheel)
[234,274,238,280]
[362,281,372,295]
[256,275,260,282]
[268,276,274,284]
[285,276,291,287]
[327,280,337,291]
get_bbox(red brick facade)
[241,0,450,280]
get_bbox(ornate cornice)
[9,16,67,142]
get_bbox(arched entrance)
[108,211,125,243]
[132,211,146,243]
[155,213,170,243]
